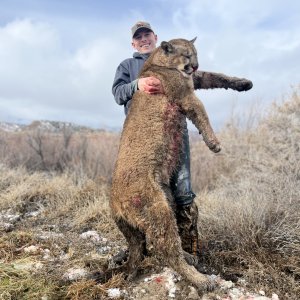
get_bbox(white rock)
[24,245,40,253]
[6,214,20,223]
[259,290,265,296]
[0,222,13,231]
[220,280,234,290]
[238,278,247,286]
[13,260,43,271]
[97,245,112,254]
[229,287,244,299]
[34,262,44,269]
[63,268,87,281]
[142,267,179,298]
[187,286,199,299]
[42,249,51,260]
[38,232,64,240]
[107,288,121,298]
[164,268,178,298]
[168,287,176,298]
[80,230,101,242]
[271,293,279,300]
[25,210,41,218]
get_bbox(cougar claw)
[206,279,217,291]
[202,278,218,292]
[111,249,129,266]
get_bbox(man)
[112,21,252,257]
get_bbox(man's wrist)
[132,79,139,92]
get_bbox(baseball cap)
[131,21,154,38]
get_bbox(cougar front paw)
[230,78,253,92]
[210,143,221,153]
[196,277,218,293]
[204,277,218,292]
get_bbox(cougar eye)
[184,54,191,59]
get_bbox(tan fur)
[110,38,220,291]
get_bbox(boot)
[176,201,201,256]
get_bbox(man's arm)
[112,64,163,107]
[112,64,138,106]
[192,71,253,92]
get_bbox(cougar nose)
[192,64,198,72]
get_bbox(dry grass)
[66,274,125,300]
[0,130,119,181]
[0,168,121,299]
[0,86,300,298]
[194,86,300,298]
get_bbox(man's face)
[132,29,157,54]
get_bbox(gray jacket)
[112,52,150,115]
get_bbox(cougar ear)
[161,41,174,54]
[190,37,197,43]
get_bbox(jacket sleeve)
[112,63,138,106]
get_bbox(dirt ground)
[0,185,281,300]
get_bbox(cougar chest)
[162,102,184,180]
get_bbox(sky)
[0,0,299,131]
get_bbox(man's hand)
[138,76,164,94]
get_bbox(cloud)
[0,1,300,130]
[0,18,126,128]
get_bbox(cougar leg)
[94,217,145,283]
[114,218,146,280]
[144,184,215,292]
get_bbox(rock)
[271,293,279,300]
[63,268,87,281]
[42,249,51,260]
[0,222,14,232]
[13,259,43,271]
[259,290,265,296]
[97,245,112,254]
[5,213,21,223]
[163,268,179,298]
[24,245,40,254]
[187,286,199,299]
[229,287,244,299]
[25,210,41,218]
[220,280,234,290]
[107,288,121,298]
[37,231,64,240]
[34,262,44,270]
[238,278,247,286]
[80,230,101,243]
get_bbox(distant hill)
[0,122,25,132]
[0,120,105,133]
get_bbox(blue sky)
[0,0,299,130]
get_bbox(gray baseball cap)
[131,21,154,38]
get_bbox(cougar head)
[160,37,198,77]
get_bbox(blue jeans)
[171,120,196,206]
